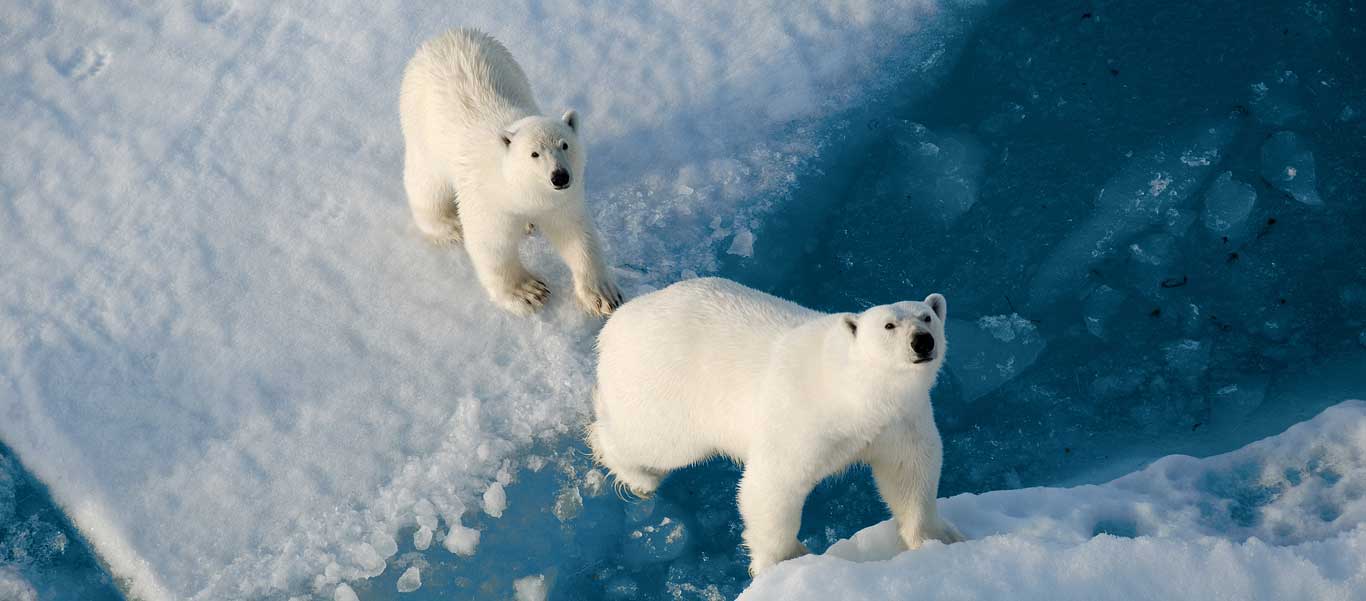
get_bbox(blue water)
[8,0,1365,599]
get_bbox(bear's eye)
[921,315,932,323]
[884,323,895,330]
[561,142,569,150]
[531,152,539,158]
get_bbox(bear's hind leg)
[404,154,462,244]
[587,421,661,498]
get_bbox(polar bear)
[400,28,622,316]
[589,277,964,575]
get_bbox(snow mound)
[0,1,990,598]
[742,400,1366,600]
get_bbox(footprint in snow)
[48,46,108,80]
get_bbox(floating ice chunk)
[553,485,583,523]
[369,530,397,560]
[583,469,607,497]
[1029,113,1241,307]
[1260,131,1321,206]
[1340,105,1359,123]
[948,314,1046,401]
[413,499,438,532]
[1128,233,1177,267]
[625,516,690,564]
[483,482,507,518]
[396,566,421,593]
[413,526,433,551]
[347,543,386,578]
[514,574,549,601]
[878,122,985,228]
[1201,172,1257,237]
[442,524,480,556]
[1359,330,1366,348]
[727,229,756,257]
[333,583,359,601]
[1083,285,1127,339]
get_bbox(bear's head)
[500,110,585,204]
[839,293,947,376]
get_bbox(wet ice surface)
[3,0,1365,599]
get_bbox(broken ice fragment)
[483,481,507,518]
[948,314,1046,401]
[1202,172,1257,237]
[334,584,359,601]
[1260,131,1321,205]
[727,229,755,257]
[514,574,549,601]
[397,566,421,593]
[413,526,433,551]
[1083,285,1127,339]
[553,485,583,523]
[443,524,480,556]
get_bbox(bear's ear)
[841,314,858,336]
[925,293,947,321]
[562,109,578,132]
[500,131,513,147]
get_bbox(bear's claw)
[579,280,624,317]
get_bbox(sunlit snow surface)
[3,0,1366,600]
[0,1,989,599]
[744,401,1366,600]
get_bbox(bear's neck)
[820,328,932,421]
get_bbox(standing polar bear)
[400,28,622,316]
[590,278,965,575]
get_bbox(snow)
[0,568,39,601]
[0,2,996,598]
[6,0,1366,598]
[742,400,1366,601]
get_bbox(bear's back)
[599,278,817,396]
[401,28,538,140]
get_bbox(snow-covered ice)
[4,0,1365,599]
[0,1,993,598]
[743,401,1366,601]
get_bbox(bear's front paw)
[904,517,966,549]
[747,540,809,577]
[576,279,624,317]
[495,276,550,315]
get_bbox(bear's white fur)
[400,28,621,316]
[589,277,964,574]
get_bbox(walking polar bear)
[400,28,622,316]
[589,278,965,575]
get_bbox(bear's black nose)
[551,169,570,189]
[911,332,935,355]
